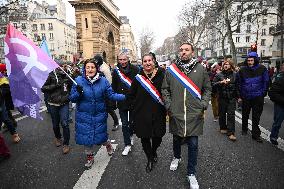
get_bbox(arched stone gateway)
[69,0,121,67]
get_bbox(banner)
[4,24,58,119]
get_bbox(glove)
[76,85,83,95]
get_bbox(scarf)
[176,58,197,74]
[87,73,100,84]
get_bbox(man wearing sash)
[161,43,211,189]
[112,53,139,156]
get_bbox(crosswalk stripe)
[235,111,284,151]
[73,144,118,189]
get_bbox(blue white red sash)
[135,74,164,106]
[115,67,132,88]
[168,64,201,100]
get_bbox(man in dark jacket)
[237,52,269,143]
[269,64,284,145]
[41,66,73,154]
[112,53,139,156]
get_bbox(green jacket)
[161,63,211,137]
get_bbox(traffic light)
[251,44,257,52]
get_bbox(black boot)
[153,151,158,163]
[146,160,154,173]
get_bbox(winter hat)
[247,52,258,58]
[0,63,6,73]
[93,54,103,66]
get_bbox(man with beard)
[162,43,211,189]
[237,52,269,143]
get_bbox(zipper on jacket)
[184,89,187,137]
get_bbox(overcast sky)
[43,0,187,50]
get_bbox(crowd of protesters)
[1,42,284,189]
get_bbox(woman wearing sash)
[127,54,166,173]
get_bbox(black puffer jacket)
[269,72,284,107]
[213,70,240,99]
[112,63,139,110]
[41,69,72,105]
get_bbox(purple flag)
[4,24,59,119]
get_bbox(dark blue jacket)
[69,74,125,146]
[237,64,269,100]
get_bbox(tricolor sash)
[114,67,132,88]
[168,64,201,100]
[135,74,164,106]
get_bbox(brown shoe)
[63,145,70,154]
[12,133,21,143]
[220,129,227,134]
[54,138,62,147]
[229,134,237,141]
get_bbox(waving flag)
[4,24,58,119]
[40,39,51,57]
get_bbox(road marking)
[235,111,284,151]
[74,144,117,189]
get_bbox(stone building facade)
[69,0,121,67]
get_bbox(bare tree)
[139,28,155,57]
[178,0,211,56]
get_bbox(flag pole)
[58,66,78,85]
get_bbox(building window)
[247,25,251,33]
[236,37,240,43]
[237,5,241,11]
[261,39,266,46]
[262,19,267,25]
[261,29,266,35]
[247,15,252,22]
[21,23,26,30]
[49,33,54,40]
[40,24,45,30]
[13,23,17,29]
[236,26,240,33]
[48,23,53,30]
[246,36,250,42]
[85,18,88,29]
[41,33,46,40]
[50,43,54,51]
[32,24,37,31]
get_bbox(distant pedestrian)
[112,53,139,156]
[93,54,120,131]
[162,43,211,189]
[0,65,20,143]
[127,53,166,173]
[209,63,221,121]
[269,64,284,145]
[213,59,239,141]
[69,59,125,168]
[237,52,269,143]
[41,64,73,154]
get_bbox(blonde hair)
[222,58,235,71]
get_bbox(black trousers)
[242,96,264,138]
[141,137,162,161]
[218,98,236,134]
[108,109,119,125]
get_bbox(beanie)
[93,54,103,66]
[247,52,258,58]
[0,63,6,73]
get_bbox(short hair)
[118,52,129,60]
[179,42,194,52]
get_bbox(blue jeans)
[270,104,284,141]
[49,104,70,145]
[0,102,16,135]
[173,135,198,175]
[119,109,133,146]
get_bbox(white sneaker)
[130,136,134,146]
[122,145,131,156]
[187,174,199,189]
[170,158,181,171]
[84,154,94,168]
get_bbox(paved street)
[0,102,284,189]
